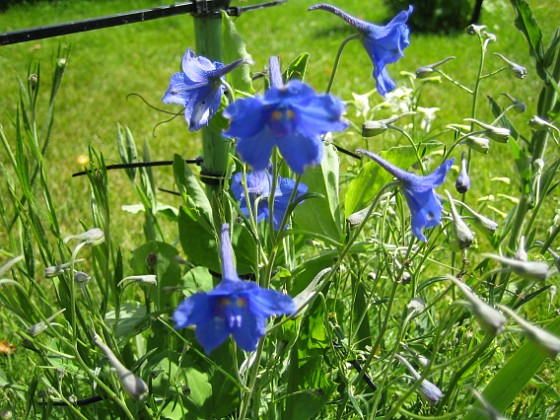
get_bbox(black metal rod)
[0,2,197,46]
[0,0,287,46]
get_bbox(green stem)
[326,34,360,94]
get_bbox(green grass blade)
[464,316,560,419]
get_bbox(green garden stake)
[194,4,228,201]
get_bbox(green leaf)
[464,316,560,419]
[345,146,419,217]
[105,301,147,340]
[178,206,220,273]
[294,144,342,241]
[222,12,254,94]
[508,137,531,193]
[283,53,310,81]
[116,124,138,182]
[173,154,213,222]
[509,0,545,76]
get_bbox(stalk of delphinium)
[308,4,413,96]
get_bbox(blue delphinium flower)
[231,170,308,230]
[174,223,296,353]
[356,149,454,242]
[163,48,251,131]
[309,4,413,96]
[223,58,348,174]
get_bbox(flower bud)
[93,332,149,400]
[394,354,443,405]
[494,52,527,79]
[74,271,91,284]
[462,136,490,153]
[28,309,65,337]
[464,118,510,143]
[118,275,157,288]
[483,253,550,282]
[455,152,470,194]
[362,120,388,137]
[529,115,560,133]
[446,191,474,250]
[415,56,456,79]
[501,93,526,113]
[499,305,560,358]
[455,201,498,236]
[448,276,506,335]
[362,111,415,137]
[63,228,105,246]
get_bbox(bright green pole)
[194,9,228,198]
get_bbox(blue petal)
[182,49,220,83]
[293,94,349,138]
[248,288,297,317]
[195,317,230,354]
[406,159,454,192]
[276,132,324,174]
[162,72,203,107]
[231,313,266,352]
[403,188,443,242]
[235,128,277,171]
[173,293,213,328]
[220,224,240,282]
[223,96,269,139]
[372,66,397,97]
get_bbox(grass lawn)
[0,1,558,248]
[0,0,559,416]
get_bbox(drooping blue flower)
[174,223,296,353]
[356,149,454,242]
[223,58,348,174]
[231,170,308,230]
[455,152,470,193]
[309,4,413,96]
[163,48,251,131]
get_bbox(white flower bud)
[93,332,149,400]
[483,253,550,282]
[461,136,490,153]
[28,309,66,337]
[448,276,506,335]
[118,275,157,288]
[499,305,560,358]
[446,191,474,250]
[464,118,510,143]
[63,228,104,246]
[494,52,527,79]
[394,354,443,405]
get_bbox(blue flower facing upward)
[356,149,454,242]
[231,170,308,230]
[163,49,251,131]
[173,224,296,353]
[223,57,348,174]
[309,4,413,96]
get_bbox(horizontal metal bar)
[0,2,198,46]
[0,0,287,46]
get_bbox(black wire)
[72,157,202,178]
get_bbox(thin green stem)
[326,34,360,94]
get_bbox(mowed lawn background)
[0,0,559,250]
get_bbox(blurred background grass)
[0,0,559,250]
